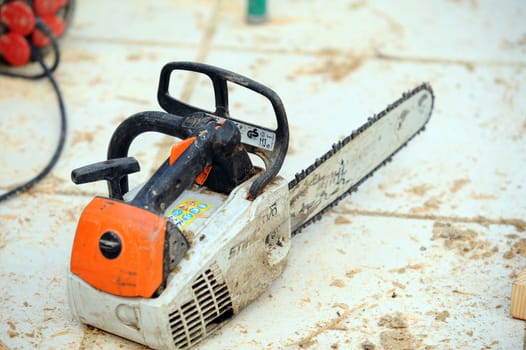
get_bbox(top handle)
[157,62,289,198]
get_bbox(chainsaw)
[67,61,434,350]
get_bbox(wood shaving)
[71,129,99,146]
[380,330,415,350]
[432,222,498,259]
[452,289,476,296]
[291,302,366,348]
[293,53,366,82]
[378,313,408,329]
[405,184,432,196]
[470,192,497,200]
[7,329,19,338]
[361,339,376,350]
[50,330,70,338]
[346,268,363,278]
[434,310,450,322]
[330,279,345,288]
[503,237,526,259]
[450,179,471,193]
[334,216,351,224]
[378,313,418,350]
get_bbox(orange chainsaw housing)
[70,197,167,297]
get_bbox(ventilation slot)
[168,263,233,349]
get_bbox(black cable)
[0,21,66,202]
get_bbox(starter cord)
[0,19,67,202]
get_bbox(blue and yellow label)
[167,199,210,230]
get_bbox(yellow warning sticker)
[167,199,210,230]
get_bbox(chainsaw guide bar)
[289,83,434,235]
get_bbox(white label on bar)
[213,117,276,151]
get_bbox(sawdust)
[390,264,426,274]
[346,268,363,278]
[6,321,18,338]
[78,325,105,349]
[450,178,471,193]
[292,303,366,348]
[293,53,367,81]
[498,218,526,232]
[1,212,26,226]
[392,281,406,290]
[182,230,195,248]
[449,0,479,10]
[493,77,517,90]
[380,330,415,350]
[470,192,497,200]
[405,184,432,196]
[349,0,368,10]
[378,313,408,329]
[431,222,498,259]
[0,232,7,249]
[116,95,151,105]
[334,216,352,224]
[330,279,346,288]
[61,49,98,63]
[434,310,450,322]
[70,128,101,146]
[124,52,158,62]
[410,196,442,213]
[503,237,526,259]
[378,313,419,350]
[452,289,476,296]
[50,330,70,338]
[361,340,376,350]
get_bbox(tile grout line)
[374,51,526,69]
[335,208,526,232]
[151,0,222,167]
[13,187,525,232]
[65,35,526,68]
[178,0,221,102]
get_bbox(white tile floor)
[1,1,525,349]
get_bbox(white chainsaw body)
[67,175,291,350]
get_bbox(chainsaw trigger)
[169,137,196,166]
[169,137,214,186]
[195,165,212,185]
